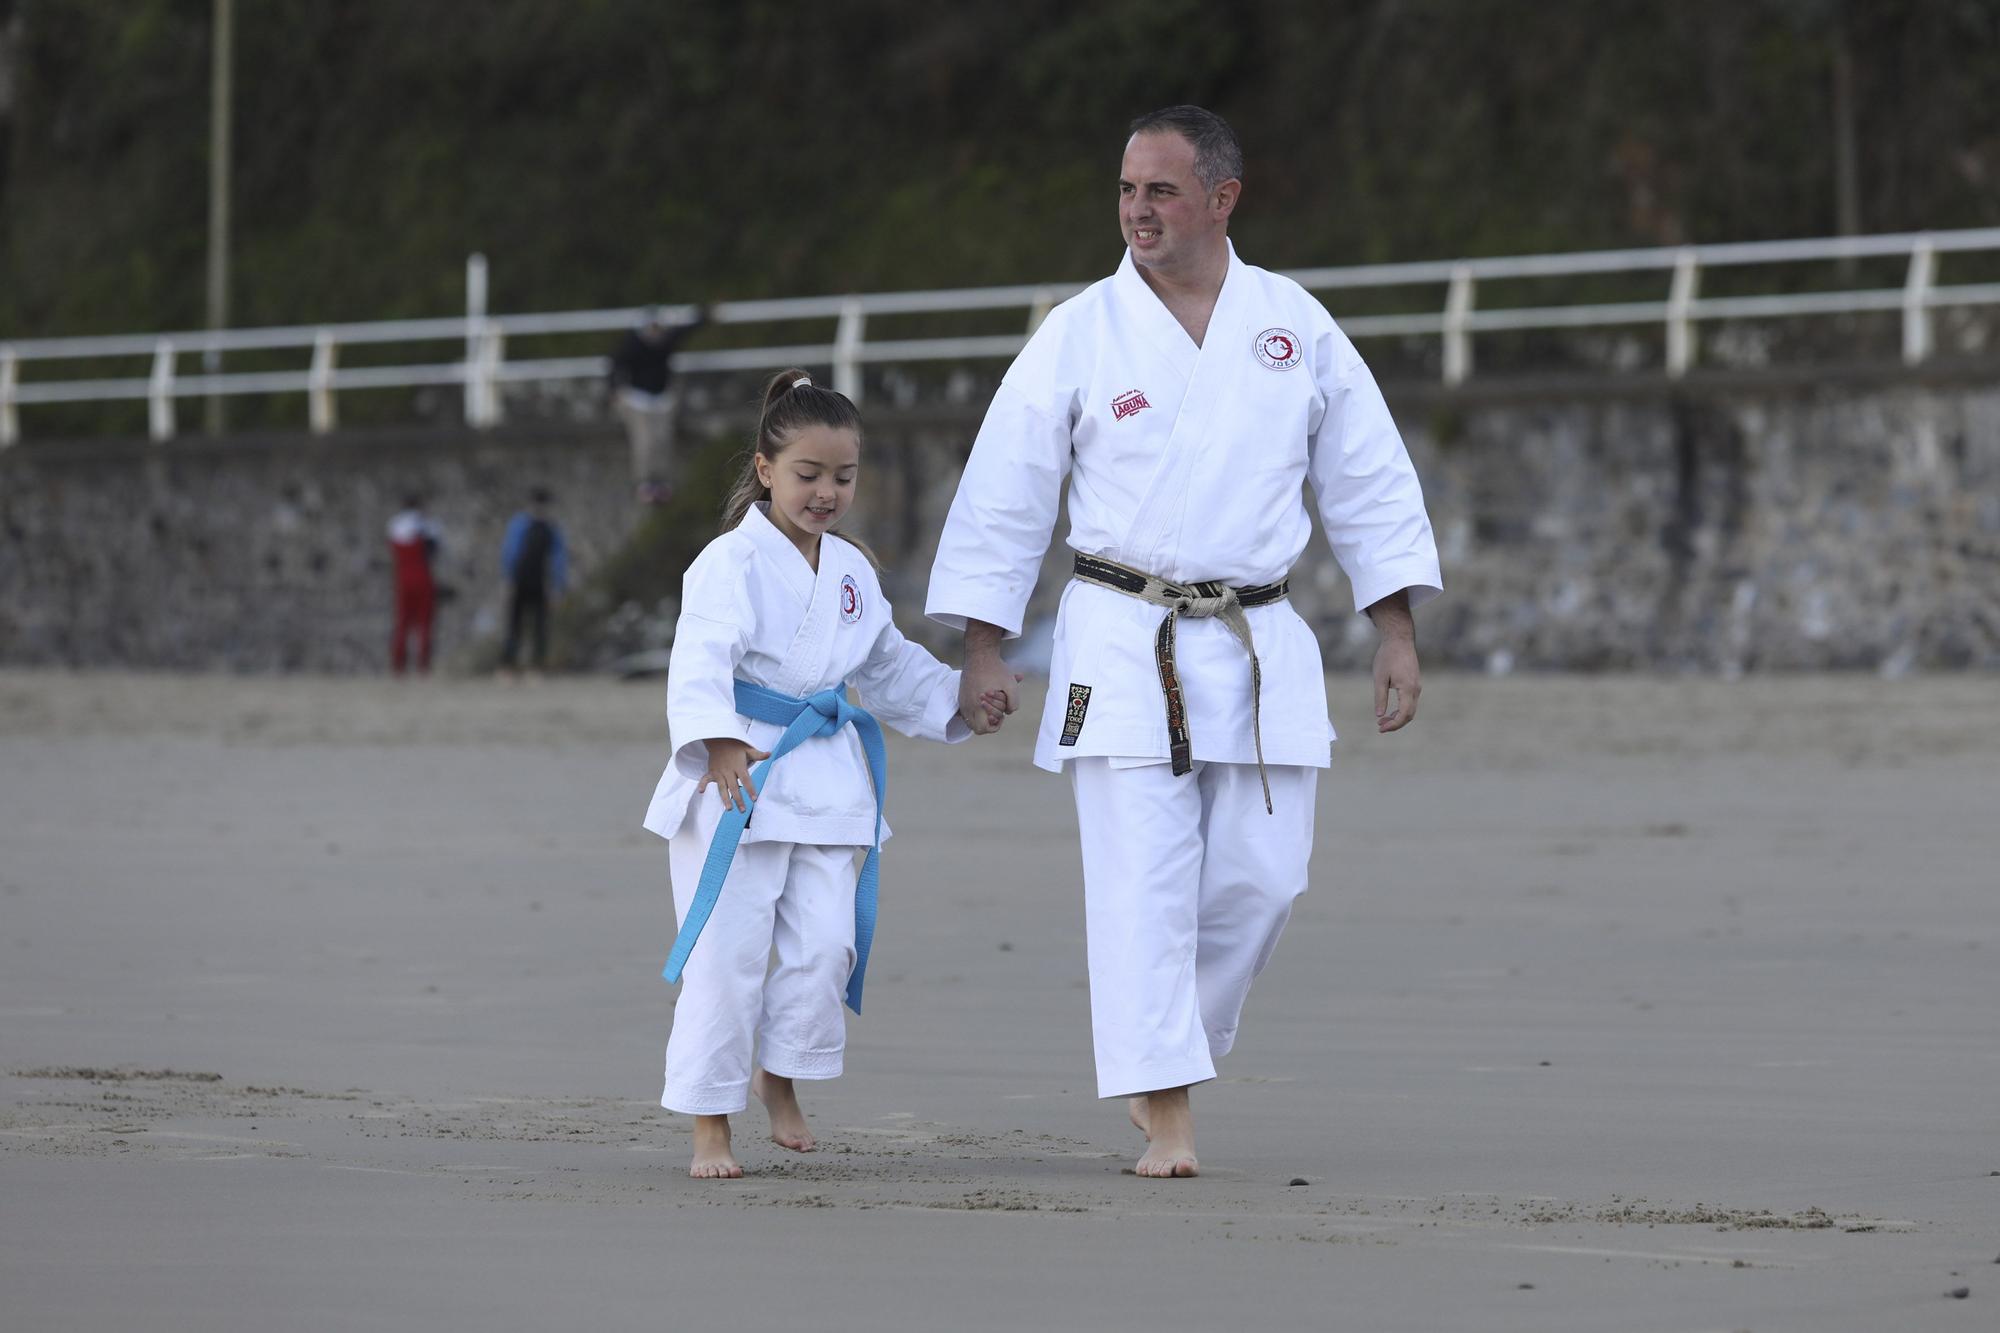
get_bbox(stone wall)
[0,427,641,672]
[860,375,2000,674]
[3,372,1997,673]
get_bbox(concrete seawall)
[3,372,1996,672]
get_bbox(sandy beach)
[2,669,1995,1332]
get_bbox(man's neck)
[1136,240,1229,345]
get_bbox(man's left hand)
[1366,590,1422,733]
[1373,636,1421,732]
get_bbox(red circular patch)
[1254,327,1303,371]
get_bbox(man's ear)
[1213,179,1241,222]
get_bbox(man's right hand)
[960,621,1022,735]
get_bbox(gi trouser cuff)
[1094,1055,1219,1102]
[756,1038,846,1082]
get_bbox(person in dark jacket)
[610,304,710,502]
[498,488,569,676]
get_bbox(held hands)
[959,667,1022,734]
[959,621,1023,735]
[697,738,771,812]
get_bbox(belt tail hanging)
[661,745,783,987]
[1155,609,1194,777]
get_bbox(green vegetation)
[5,0,1997,348]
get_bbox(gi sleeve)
[924,379,1073,638]
[851,614,972,744]
[665,546,758,780]
[1307,345,1444,615]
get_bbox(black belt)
[1070,553,1289,812]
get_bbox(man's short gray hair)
[1128,105,1243,191]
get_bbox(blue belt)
[661,680,888,1014]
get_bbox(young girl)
[643,368,1004,1179]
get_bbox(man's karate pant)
[661,795,859,1116]
[1069,756,1317,1099]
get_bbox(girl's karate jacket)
[645,503,969,847]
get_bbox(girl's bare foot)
[1128,1096,1151,1139]
[690,1114,742,1179]
[751,1069,816,1152]
[1133,1085,1198,1178]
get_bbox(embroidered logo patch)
[1111,389,1151,421]
[1254,327,1303,371]
[1059,683,1092,746]
[839,573,862,624]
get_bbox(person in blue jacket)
[499,487,568,676]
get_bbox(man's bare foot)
[1133,1085,1198,1178]
[751,1069,816,1152]
[1128,1096,1151,1139]
[689,1114,742,1179]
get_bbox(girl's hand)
[961,669,1024,734]
[698,738,770,812]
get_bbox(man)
[926,106,1441,1178]
[387,495,442,674]
[499,487,569,677]
[609,304,710,503]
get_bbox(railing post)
[833,299,866,403]
[1026,287,1056,336]
[1902,235,1937,366]
[471,323,505,428]
[149,340,177,442]
[1442,264,1474,386]
[464,252,488,427]
[1666,247,1700,378]
[0,347,18,448]
[309,329,337,433]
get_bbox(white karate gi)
[927,242,1442,1098]
[646,502,968,1114]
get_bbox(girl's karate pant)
[661,795,859,1116]
[1069,756,1317,1099]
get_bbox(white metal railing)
[3,228,1998,446]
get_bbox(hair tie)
[790,376,813,392]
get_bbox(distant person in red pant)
[387,495,442,674]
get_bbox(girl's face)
[756,424,861,552]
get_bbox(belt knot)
[1175,584,1238,618]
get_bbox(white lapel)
[1121,242,1250,567]
[741,503,815,602]
[1112,249,1201,376]
[743,504,843,697]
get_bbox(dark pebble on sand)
[1288,1177,1308,1187]
[1948,1287,1969,1299]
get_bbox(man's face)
[1118,132,1227,274]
